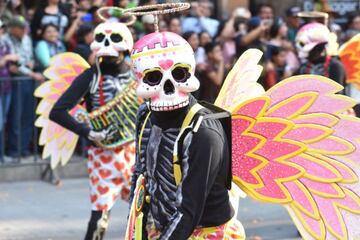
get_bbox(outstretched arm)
[49,68,93,138]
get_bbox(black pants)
[84,210,111,240]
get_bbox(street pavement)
[0,178,301,240]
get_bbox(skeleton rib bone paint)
[131,32,200,111]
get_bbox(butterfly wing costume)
[219,49,360,240]
[127,29,360,239]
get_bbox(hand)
[27,62,34,70]
[31,72,45,81]
[266,61,275,72]
[259,20,271,32]
[76,11,86,20]
[88,130,107,142]
[9,64,19,74]
[4,54,20,62]
[216,55,224,65]
[88,127,117,143]
[92,0,103,7]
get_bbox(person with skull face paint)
[128,30,244,239]
[295,22,345,91]
[49,20,136,240]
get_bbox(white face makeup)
[131,32,200,111]
[90,21,133,57]
[295,23,330,59]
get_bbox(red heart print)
[90,176,99,185]
[121,188,130,200]
[112,178,123,185]
[114,147,123,154]
[94,161,101,169]
[99,169,112,179]
[95,149,104,155]
[158,59,174,70]
[96,203,108,211]
[88,168,93,174]
[100,155,112,164]
[114,162,124,171]
[97,185,109,195]
[124,152,134,163]
[135,72,143,80]
[90,194,98,203]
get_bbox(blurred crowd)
[0,0,360,162]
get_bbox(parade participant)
[295,22,345,88]
[35,8,140,239]
[339,33,360,117]
[129,30,244,240]
[126,4,360,240]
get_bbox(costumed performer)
[126,3,360,240]
[49,18,136,240]
[125,3,245,239]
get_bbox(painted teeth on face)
[150,98,190,111]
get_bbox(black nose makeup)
[164,80,175,95]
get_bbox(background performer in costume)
[296,22,345,88]
[49,20,135,240]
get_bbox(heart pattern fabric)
[87,142,135,211]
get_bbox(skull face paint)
[90,21,133,57]
[295,23,331,60]
[131,32,200,111]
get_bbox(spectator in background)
[183,31,206,66]
[199,31,212,47]
[235,16,270,59]
[256,3,274,20]
[30,0,70,42]
[78,0,92,12]
[0,20,19,162]
[169,17,182,35]
[265,47,291,89]
[115,0,130,8]
[198,42,225,103]
[138,0,156,6]
[63,9,89,50]
[89,6,102,27]
[158,19,168,32]
[128,26,138,42]
[344,12,360,42]
[74,24,95,65]
[139,14,155,38]
[35,23,66,71]
[182,0,219,38]
[267,17,299,74]
[3,16,44,158]
[286,6,301,44]
[218,8,251,69]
